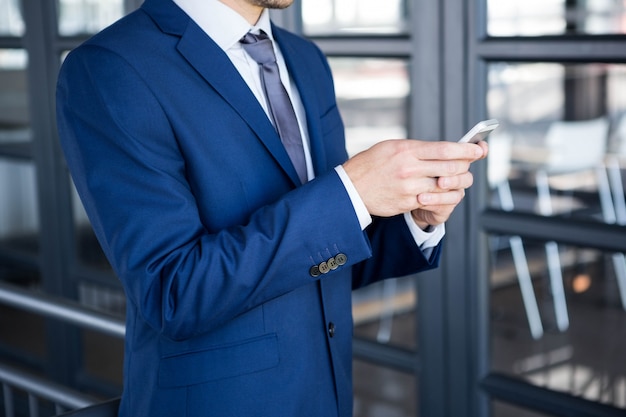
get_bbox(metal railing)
[0,362,96,417]
[0,281,125,417]
[0,283,125,338]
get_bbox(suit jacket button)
[335,253,347,266]
[328,322,336,338]
[319,261,330,274]
[327,257,338,270]
[309,265,321,277]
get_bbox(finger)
[437,171,474,190]
[409,140,485,162]
[477,140,489,160]
[409,159,472,179]
[417,189,466,206]
[411,205,455,226]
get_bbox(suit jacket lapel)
[142,0,302,186]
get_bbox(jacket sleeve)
[352,215,442,290]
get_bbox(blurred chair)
[535,117,626,322]
[376,277,397,343]
[536,117,613,222]
[607,113,626,224]
[535,118,611,333]
[607,114,626,311]
[488,132,544,339]
[54,397,120,417]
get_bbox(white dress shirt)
[172,0,444,250]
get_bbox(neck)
[219,0,264,25]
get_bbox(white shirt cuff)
[403,212,445,249]
[335,165,372,230]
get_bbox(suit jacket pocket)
[158,333,280,388]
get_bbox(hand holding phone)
[458,119,499,143]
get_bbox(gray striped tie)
[240,31,307,184]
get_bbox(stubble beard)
[249,0,294,9]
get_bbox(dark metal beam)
[480,209,626,253]
[476,37,626,62]
[482,373,626,417]
[352,337,418,374]
[310,37,411,58]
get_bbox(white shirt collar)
[172,0,274,51]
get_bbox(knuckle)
[397,165,413,180]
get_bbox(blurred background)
[0,0,625,416]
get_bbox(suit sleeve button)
[327,257,338,270]
[309,265,321,277]
[335,253,347,266]
[328,322,336,338]
[319,261,330,274]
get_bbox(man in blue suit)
[56,0,487,415]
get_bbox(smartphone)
[458,119,499,143]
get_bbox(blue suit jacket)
[56,0,442,415]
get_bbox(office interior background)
[0,0,626,416]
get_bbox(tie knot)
[240,31,276,66]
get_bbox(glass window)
[492,401,553,417]
[82,330,123,386]
[57,0,124,36]
[353,359,417,417]
[352,276,417,349]
[0,305,46,358]
[71,180,113,272]
[329,57,415,348]
[488,0,626,37]
[302,0,409,36]
[0,0,25,36]
[490,237,626,409]
[0,158,39,255]
[487,62,626,226]
[79,281,124,387]
[0,49,31,157]
[0,269,44,360]
[328,57,410,157]
[78,281,125,316]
